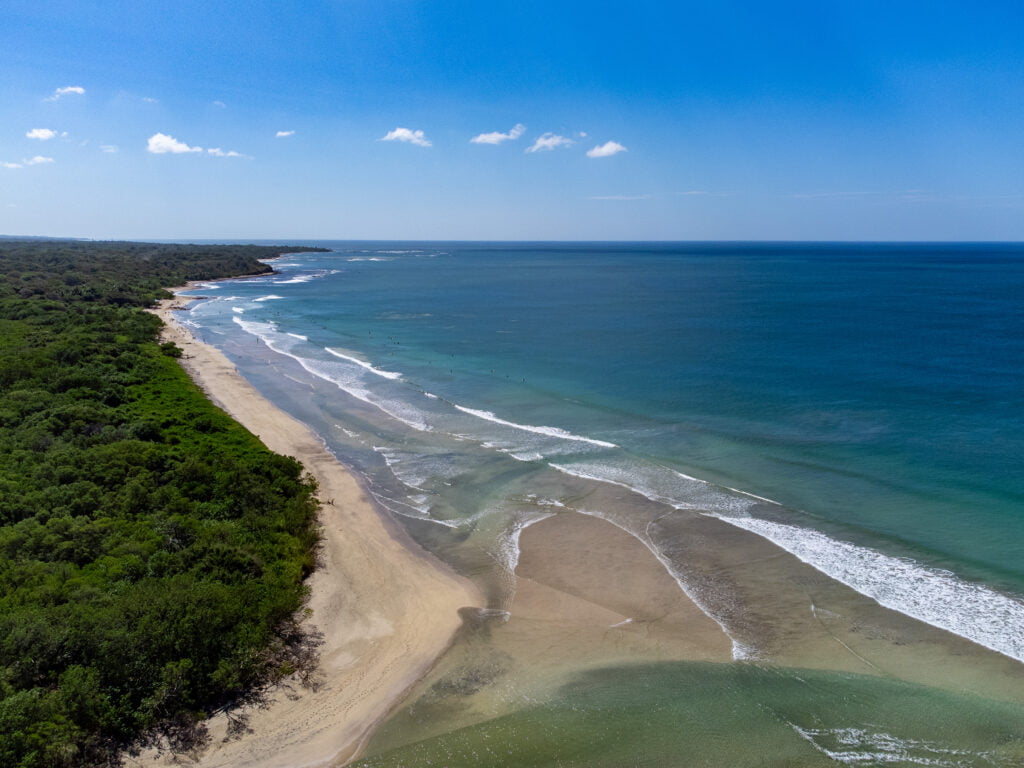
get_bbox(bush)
[0,240,327,767]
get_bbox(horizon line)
[5,234,1024,246]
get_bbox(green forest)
[0,240,329,767]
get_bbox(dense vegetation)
[0,241,328,767]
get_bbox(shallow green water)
[355,662,1024,767]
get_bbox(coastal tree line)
[0,241,328,767]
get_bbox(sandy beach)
[138,290,481,768]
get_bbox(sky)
[2,0,1023,241]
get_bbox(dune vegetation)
[0,241,327,767]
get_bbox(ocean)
[178,242,1024,765]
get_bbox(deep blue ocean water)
[180,242,1024,664]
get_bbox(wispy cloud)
[142,96,159,103]
[380,127,431,147]
[470,123,525,145]
[275,130,296,138]
[26,128,58,140]
[588,194,652,200]
[526,133,574,153]
[100,145,118,154]
[674,190,737,198]
[45,85,85,102]
[784,189,1024,207]
[207,147,247,158]
[212,100,226,108]
[786,189,930,200]
[586,141,627,158]
[2,157,54,168]
[147,133,202,154]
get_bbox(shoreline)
[147,266,1024,765]
[140,286,482,768]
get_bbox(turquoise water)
[181,242,1023,655]
[178,241,1024,763]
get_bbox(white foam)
[573,506,751,660]
[272,268,339,285]
[454,405,617,449]
[535,498,566,508]
[373,446,430,491]
[371,492,459,528]
[253,295,284,302]
[287,333,308,341]
[721,516,1024,663]
[496,511,556,575]
[551,458,1024,663]
[326,347,402,379]
[789,724,979,766]
[507,451,544,462]
[549,460,757,516]
[231,307,245,314]
[231,317,431,432]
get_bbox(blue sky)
[2,0,1023,240]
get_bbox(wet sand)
[358,511,734,754]
[511,511,733,663]
[358,502,1024,760]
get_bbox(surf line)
[454,404,617,449]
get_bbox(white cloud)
[45,85,85,101]
[147,133,202,154]
[207,147,246,158]
[380,127,431,147]
[526,133,574,153]
[2,155,58,169]
[26,128,58,140]
[142,96,159,103]
[586,141,627,158]
[275,130,296,138]
[470,123,526,145]
[212,100,226,108]
[100,145,119,153]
